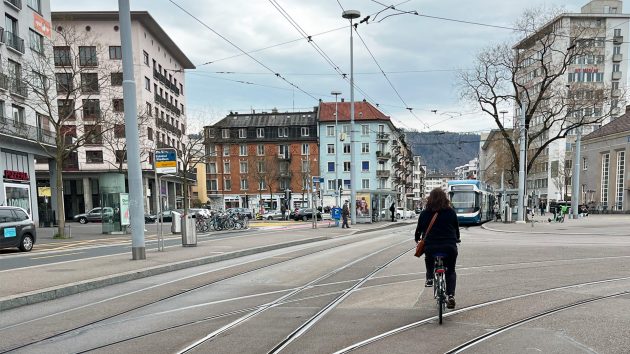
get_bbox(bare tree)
[100,106,153,172]
[175,131,207,215]
[0,25,118,237]
[551,159,572,200]
[459,7,618,176]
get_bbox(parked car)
[226,207,253,219]
[395,208,415,219]
[292,208,322,221]
[260,210,284,220]
[0,206,36,252]
[153,209,182,222]
[189,208,211,218]
[72,207,114,224]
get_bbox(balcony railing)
[614,35,623,45]
[278,153,291,160]
[4,0,21,10]
[376,151,391,160]
[155,117,182,137]
[0,116,56,145]
[613,54,623,62]
[154,93,181,116]
[5,31,24,54]
[376,170,390,178]
[376,132,389,140]
[153,68,180,96]
[9,77,27,97]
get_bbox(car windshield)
[450,192,479,213]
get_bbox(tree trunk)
[55,156,66,237]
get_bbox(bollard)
[65,224,72,238]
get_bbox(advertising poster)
[356,193,371,218]
[120,193,130,226]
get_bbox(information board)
[155,149,177,174]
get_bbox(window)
[613,64,620,72]
[615,151,625,210]
[84,125,102,144]
[361,124,369,135]
[301,143,309,155]
[328,180,336,190]
[208,162,217,174]
[327,144,335,154]
[258,161,265,173]
[55,73,72,93]
[27,0,41,12]
[240,178,248,190]
[344,161,351,172]
[208,179,218,191]
[224,178,232,191]
[362,161,369,172]
[601,153,610,206]
[239,128,246,138]
[143,50,149,65]
[342,125,350,134]
[614,28,622,37]
[302,160,309,172]
[362,179,370,189]
[146,102,152,117]
[279,145,289,159]
[239,144,248,156]
[257,144,264,155]
[82,99,100,119]
[343,143,351,154]
[223,144,230,156]
[327,126,335,136]
[81,73,99,93]
[79,46,97,66]
[378,124,384,133]
[29,29,44,54]
[240,161,248,173]
[328,162,335,172]
[110,72,123,86]
[58,99,75,120]
[109,46,122,59]
[53,46,71,66]
[614,46,621,55]
[278,127,288,137]
[222,129,230,138]
[85,150,103,164]
[114,124,125,138]
[344,179,351,189]
[612,81,619,90]
[301,127,309,136]
[11,104,24,124]
[257,128,264,138]
[147,127,153,141]
[144,77,150,91]
[223,161,230,173]
[258,180,266,190]
[113,99,124,112]
[361,143,369,153]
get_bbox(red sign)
[574,67,598,73]
[33,12,51,38]
[3,170,29,181]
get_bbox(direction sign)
[312,176,324,184]
[155,149,177,174]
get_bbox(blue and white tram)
[447,180,495,225]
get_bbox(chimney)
[341,98,345,102]
[363,98,366,102]
[272,107,278,113]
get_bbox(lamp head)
[342,10,361,20]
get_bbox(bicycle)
[433,253,448,325]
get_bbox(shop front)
[1,150,38,222]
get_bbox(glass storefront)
[4,183,32,215]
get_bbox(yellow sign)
[38,187,51,197]
[155,161,177,168]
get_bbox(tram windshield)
[450,192,479,213]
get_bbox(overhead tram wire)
[168,0,318,101]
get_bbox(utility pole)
[119,0,146,259]
[571,127,582,218]
[332,90,341,209]
[516,101,527,223]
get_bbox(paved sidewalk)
[481,214,630,235]
[0,219,415,311]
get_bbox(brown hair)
[425,188,451,212]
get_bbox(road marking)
[31,252,84,260]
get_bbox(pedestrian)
[390,202,396,222]
[341,201,350,228]
[493,203,499,222]
[415,188,461,309]
[280,203,286,221]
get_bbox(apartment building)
[203,109,319,212]
[424,172,455,195]
[0,0,53,224]
[513,0,629,206]
[454,157,479,180]
[35,11,194,218]
[411,155,427,209]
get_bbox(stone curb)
[480,222,626,236]
[0,237,328,312]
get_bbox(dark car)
[0,206,36,252]
[153,209,182,222]
[226,207,253,219]
[292,208,322,221]
[72,207,114,224]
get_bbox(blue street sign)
[331,207,341,220]
[155,149,177,174]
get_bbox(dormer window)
[222,129,229,138]
[257,128,264,138]
[301,127,309,136]
[239,128,246,138]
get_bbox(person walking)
[390,202,396,222]
[414,188,461,309]
[341,201,350,228]
[280,203,286,221]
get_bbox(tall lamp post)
[331,90,342,208]
[342,9,360,225]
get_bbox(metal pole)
[153,153,163,251]
[333,91,341,208]
[571,127,582,218]
[349,18,357,226]
[119,0,146,259]
[517,101,527,223]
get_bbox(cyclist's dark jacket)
[414,207,460,245]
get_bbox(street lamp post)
[342,9,360,226]
[331,90,342,208]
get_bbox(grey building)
[580,106,629,211]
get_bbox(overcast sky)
[51,0,595,133]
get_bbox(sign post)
[154,149,178,251]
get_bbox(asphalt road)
[1,223,629,353]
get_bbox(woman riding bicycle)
[414,188,461,309]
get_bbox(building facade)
[580,106,629,211]
[514,0,629,206]
[424,172,455,195]
[411,156,426,209]
[454,157,479,180]
[0,0,54,224]
[36,11,195,219]
[204,109,319,212]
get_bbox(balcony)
[376,132,389,141]
[279,171,292,178]
[154,93,181,116]
[153,68,180,96]
[612,71,622,80]
[613,54,623,62]
[376,151,391,160]
[155,117,182,137]
[5,31,24,54]
[9,77,27,98]
[0,115,56,146]
[612,89,621,98]
[4,0,21,10]
[614,35,623,45]
[278,153,291,160]
[376,170,390,178]
[157,141,174,149]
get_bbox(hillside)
[405,131,480,173]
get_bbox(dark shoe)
[446,295,456,309]
[424,279,433,287]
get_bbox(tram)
[447,180,495,225]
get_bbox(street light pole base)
[131,247,146,260]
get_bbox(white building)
[514,0,629,206]
[36,11,195,219]
[424,172,455,195]
[454,157,479,180]
[411,156,426,209]
[0,0,54,224]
